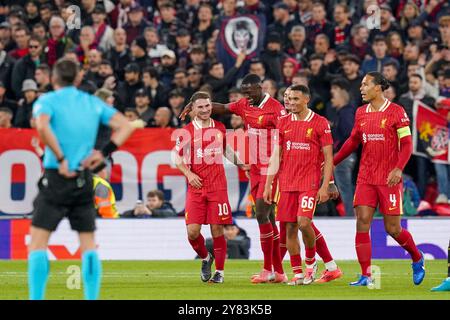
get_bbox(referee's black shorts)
[32,169,96,232]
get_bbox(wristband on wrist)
[57,155,65,163]
[101,141,118,158]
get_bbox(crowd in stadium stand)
[0,0,449,216]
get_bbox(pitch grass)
[0,260,449,300]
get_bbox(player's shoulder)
[312,112,331,127]
[212,119,226,131]
[388,101,406,113]
[277,112,291,124]
[355,104,369,115]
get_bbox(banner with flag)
[216,14,265,73]
[413,100,449,164]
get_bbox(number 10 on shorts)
[218,203,229,216]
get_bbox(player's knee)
[210,224,223,237]
[386,225,401,238]
[187,229,200,240]
[255,212,269,224]
[298,219,311,232]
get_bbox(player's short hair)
[190,91,211,104]
[53,58,79,86]
[147,190,164,201]
[241,73,262,86]
[290,84,310,97]
[366,71,390,91]
[0,107,13,115]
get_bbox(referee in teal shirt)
[28,59,134,300]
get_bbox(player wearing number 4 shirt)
[334,72,425,287]
[264,85,334,285]
[174,91,248,284]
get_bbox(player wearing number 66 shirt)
[173,91,248,284]
[264,85,334,285]
[333,72,425,287]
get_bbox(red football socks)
[279,222,288,260]
[272,224,284,274]
[312,223,333,263]
[290,254,303,274]
[259,222,274,271]
[213,235,227,271]
[188,234,208,260]
[393,228,422,262]
[355,232,372,276]
[305,246,316,266]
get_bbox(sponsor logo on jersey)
[196,147,222,158]
[362,133,385,143]
[286,140,310,150]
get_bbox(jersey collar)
[366,98,391,113]
[255,93,270,108]
[291,109,314,122]
[193,117,214,129]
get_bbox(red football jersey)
[352,99,410,185]
[229,94,287,174]
[276,110,333,192]
[175,118,228,193]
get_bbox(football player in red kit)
[174,91,248,284]
[279,87,343,284]
[264,85,334,285]
[180,74,288,283]
[333,72,425,286]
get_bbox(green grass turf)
[0,260,449,300]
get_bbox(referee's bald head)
[52,58,79,87]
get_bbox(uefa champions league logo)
[366,4,381,30]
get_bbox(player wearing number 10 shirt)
[333,72,425,287]
[174,92,247,284]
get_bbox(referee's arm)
[84,112,135,171]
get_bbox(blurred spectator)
[384,85,398,104]
[106,27,131,81]
[158,2,185,50]
[122,190,177,218]
[97,59,115,88]
[228,87,244,103]
[46,16,75,67]
[0,39,14,98]
[306,2,333,46]
[268,2,295,47]
[260,33,284,84]
[314,33,330,56]
[382,59,401,93]
[11,35,44,98]
[386,31,405,61]
[0,81,17,116]
[0,22,14,52]
[281,57,300,87]
[75,26,97,65]
[204,51,246,103]
[145,27,169,66]
[399,73,436,123]
[116,62,143,111]
[134,88,155,125]
[361,35,390,74]
[286,25,310,67]
[14,79,37,128]
[158,49,177,89]
[369,4,401,42]
[206,219,251,259]
[332,3,352,47]
[308,54,331,114]
[249,59,266,81]
[294,0,313,25]
[149,106,173,128]
[32,23,47,42]
[0,107,13,128]
[9,25,29,60]
[130,36,152,69]
[262,79,278,98]
[84,49,103,87]
[167,89,188,127]
[192,3,216,46]
[328,78,356,216]
[348,24,370,61]
[189,45,208,75]
[35,64,52,94]
[124,3,150,45]
[24,1,40,27]
[187,65,203,92]
[399,1,421,31]
[142,66,168,109]
[175,29,191,69]
[92,5,115,52]
[173,68,193,99]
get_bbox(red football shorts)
[276,190,318,222]
[353,184,403,216]
[249,171,278,202]
[185,190,233,225]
